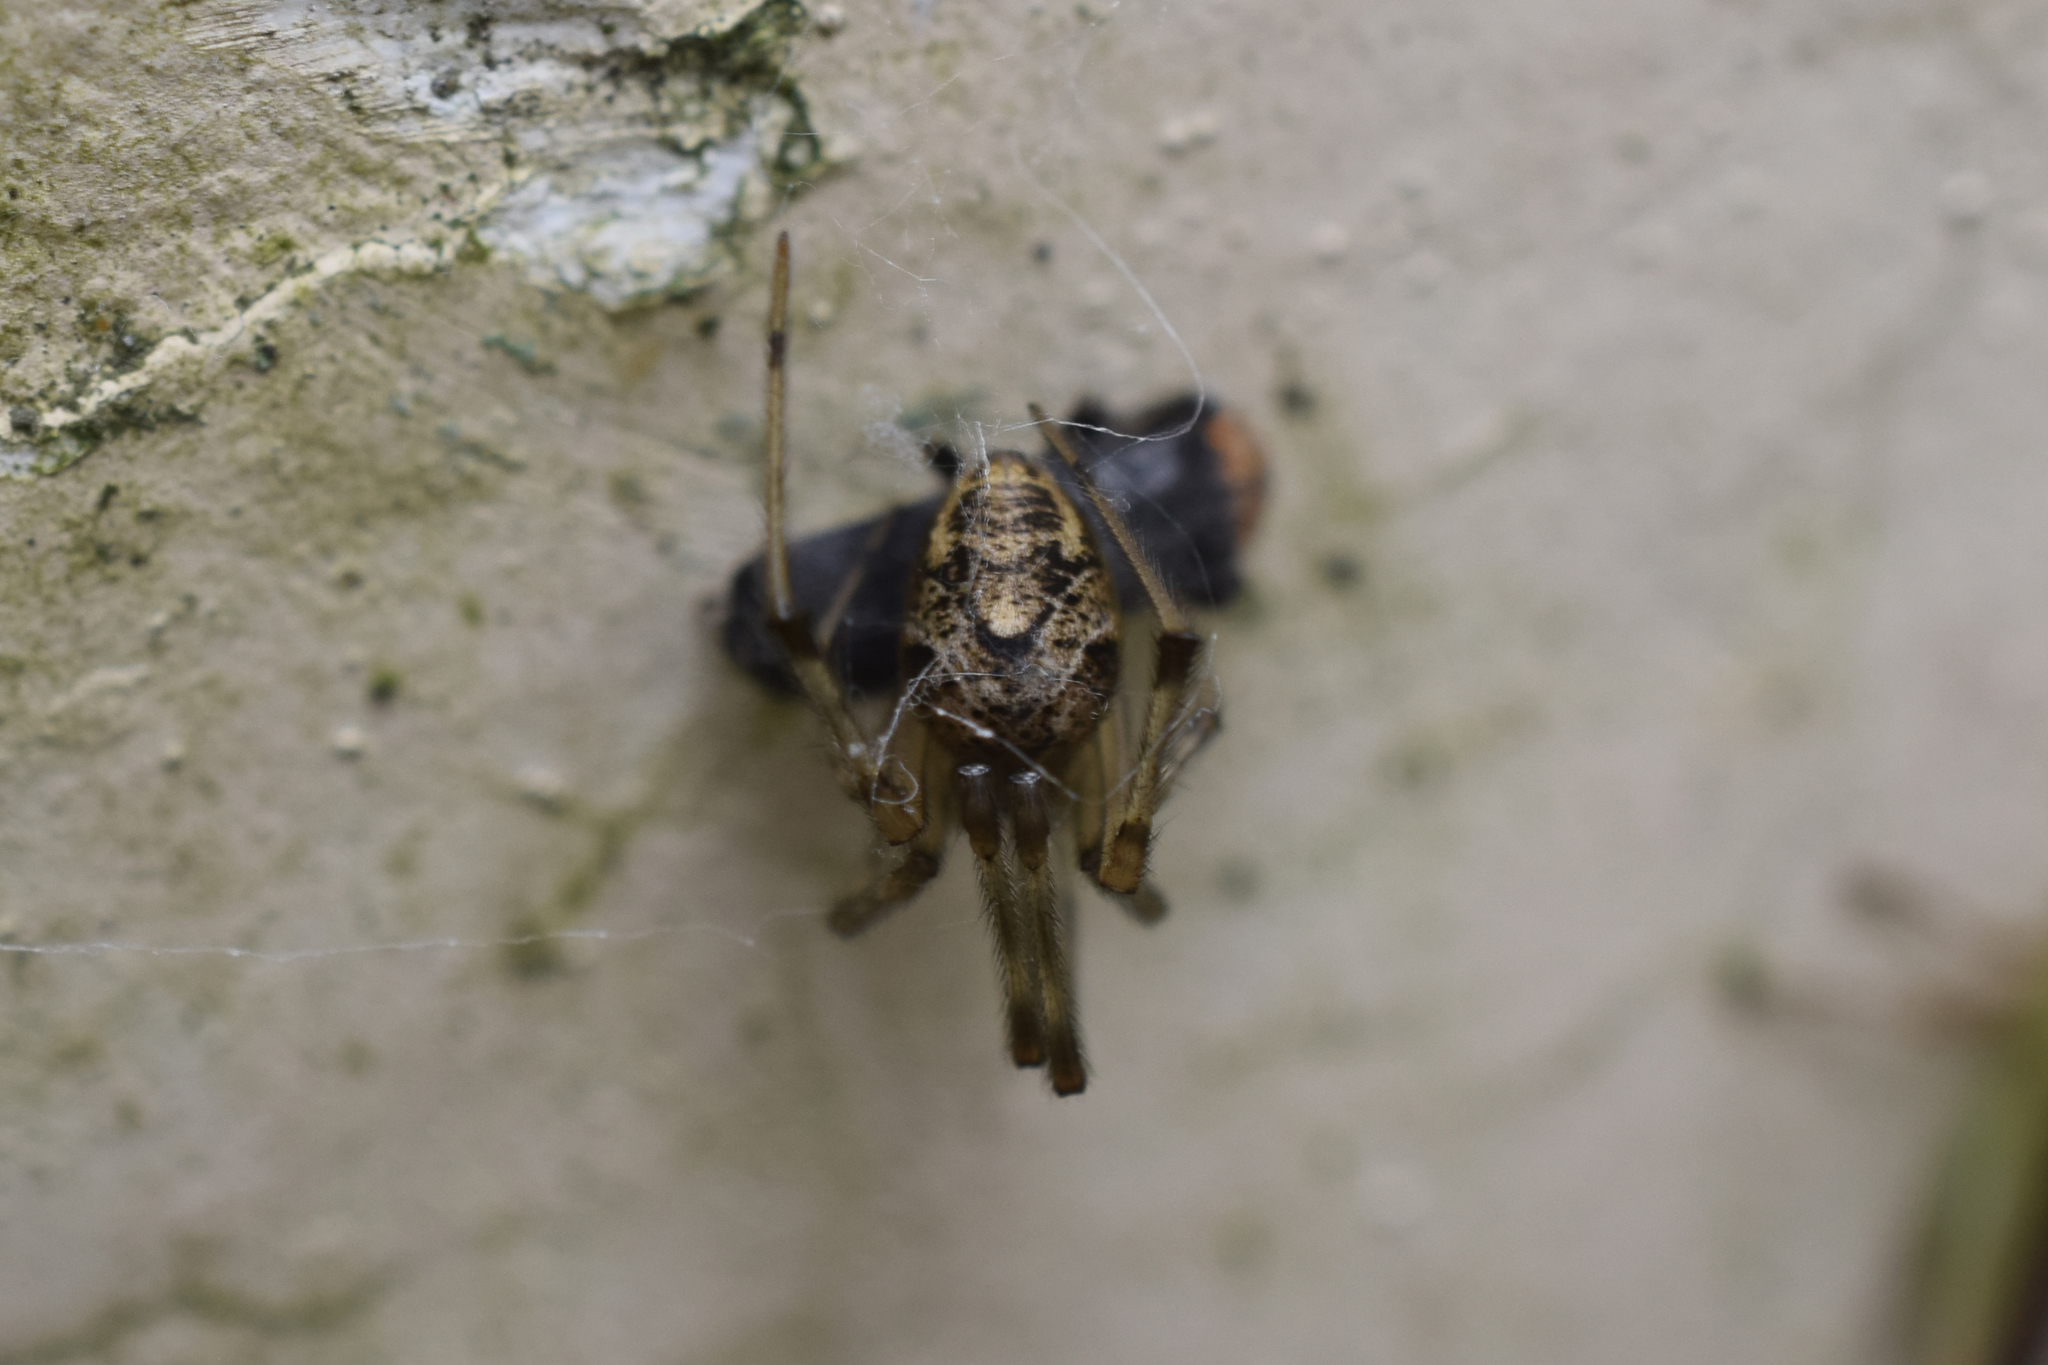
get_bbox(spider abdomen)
[904,452,1120,760]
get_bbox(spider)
[720,386,1267,697]
[749,233,1240,1095]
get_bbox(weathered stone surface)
[6,2,2048,1362]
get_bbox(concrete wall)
[5,1,2047,1361]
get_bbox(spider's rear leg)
[959,763,1047,1070]
[1011,771,1085,1095]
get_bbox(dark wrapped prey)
[720,393,1269,696]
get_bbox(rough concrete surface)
[4,0,2048,1361]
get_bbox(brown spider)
[753,233,1227,1095]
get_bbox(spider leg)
[1120,666,1223,899]
[1076,700,1113,879]
[870,719,928,847]
[1097,627,1207,892]
[760,232,922,843]
[959,763,1046,1070]
[1011,771,1085,1095]
[1077,715,1167,923]
[1033,403,1210,895]
[828,730,952,937]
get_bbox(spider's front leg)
[1010,769,1086,1095]
[958,762,1048,1073]
[952,763,1087,1093]
[759,231,923,845]
[1032,402,1216,898]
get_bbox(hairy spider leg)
[1031,403,1211,895]
[957,763,1049,1071]
[760,232,922,843]
[1077,704,1169,923]
[1074,703,1111,879]
[1011,770,1085,1094]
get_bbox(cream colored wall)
[5,2,2047,1361]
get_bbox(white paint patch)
[185,0,776,142]
[0,445,45,479]
[476,133,762,309]
[181,0,803,306]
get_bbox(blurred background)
[4,1,2047,1361]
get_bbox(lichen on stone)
[2,0,823,478]
[183,0,815,305]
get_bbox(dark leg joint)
[1155,630,1202,688]
[767,610,821,661]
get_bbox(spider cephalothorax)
[747,233,1242,1095]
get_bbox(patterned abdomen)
[904,452,1121,761]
